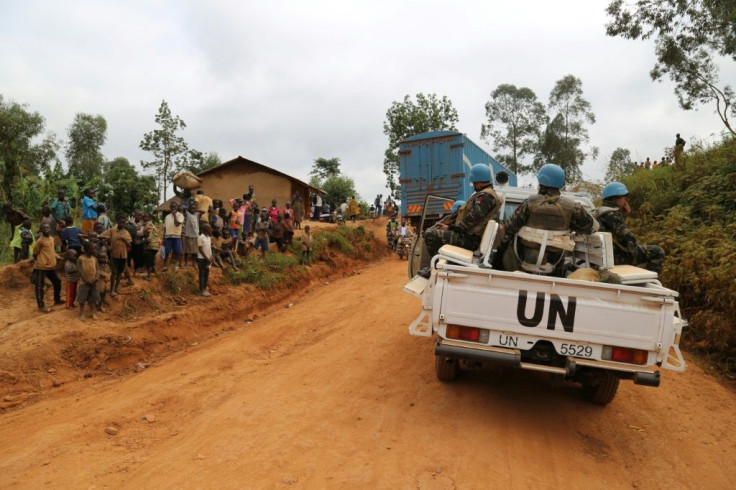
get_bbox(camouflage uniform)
[423,184,501,259]
[595,199,665,273]
[501,189,595,274]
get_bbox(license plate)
[555,342,596,359]
[488,333,597,359]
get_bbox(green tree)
[606,0,736,136]
[0,95,60,205]
[184,150,222,174]
[605,147,637,181]
[99,157,159,217]
[66,113,107,184]
[480,84,547,175]
[319,174,358,209]
[310,157,341,180]
[140,100,194,201]
[383,93,459,198]
[536,75,597,182]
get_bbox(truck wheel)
[583,372,620,405]
[435,356,459,381]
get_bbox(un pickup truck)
[404,191,686,405]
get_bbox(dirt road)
[0,255,734,488]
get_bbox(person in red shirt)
[268,199,280,223]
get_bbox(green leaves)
[66,113,107,184]
[606,0,736,135]
[310,157,341,180]
[537,75,596,182]
[481,84,546,176]
[98,157,159,217]
[382,93,459,198]
[139,100,196,201]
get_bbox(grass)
[224,251,305,290]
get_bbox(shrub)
[623,138,736,371]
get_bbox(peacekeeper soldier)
[417,164,501,278]
[501,163,596,276]
[595,182,665,273]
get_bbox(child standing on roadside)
[196,223,213,296]
[32,223,62,312]
[77,241,100,321]
[301,225,312,265]
[94,232,111,312]
[254,208,271,260]
[64,249,80,309]
[11,218,34,263]
[102,215,132,297]
[143,213,159,279]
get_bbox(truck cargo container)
[398,131,516,226]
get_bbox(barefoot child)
[102,215,132,297]
[301,225,312,265]
[64,249,79,309]
[77,241,100,321]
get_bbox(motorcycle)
[394,234,413,260]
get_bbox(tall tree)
[320,174,358,208]
[0,95,59,205]
[99,157,159,217]
[184,150,222,174]
[66,113,107,184]
[480,84,547,175]
[139,100,193,201]
[605,147,637,181]
[382,93,459,198]
[537,75,597,182]
[606,0,736,136]
[310,157,341,180]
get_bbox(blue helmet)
[469,164,492,184]
[537,163,565,189]
[602,181,629,199]
[450,200,466,213]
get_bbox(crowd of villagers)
[5,184,315,317]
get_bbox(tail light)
[602,345,648,365]
[446,325,489,343]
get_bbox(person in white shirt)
[196,223,213,296]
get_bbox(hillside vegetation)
[623,138,736,373]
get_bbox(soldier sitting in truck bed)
[595,182,665,273]
[500,163,596,276]
[417,164,501,278]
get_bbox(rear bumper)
[435,339,660,387]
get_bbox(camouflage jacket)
[504,190,595,238]
[452,185,501,236]
[595,200,638,253]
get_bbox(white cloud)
[1,0,732,204]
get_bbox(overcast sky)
[2,0,733,202]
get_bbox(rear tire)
[435,356,459,381]
[583,371,620,405]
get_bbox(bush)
[623,138,736,371]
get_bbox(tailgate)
[433,267,680,367]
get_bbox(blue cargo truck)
[398,131,516,225]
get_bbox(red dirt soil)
[0,218,734,488]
